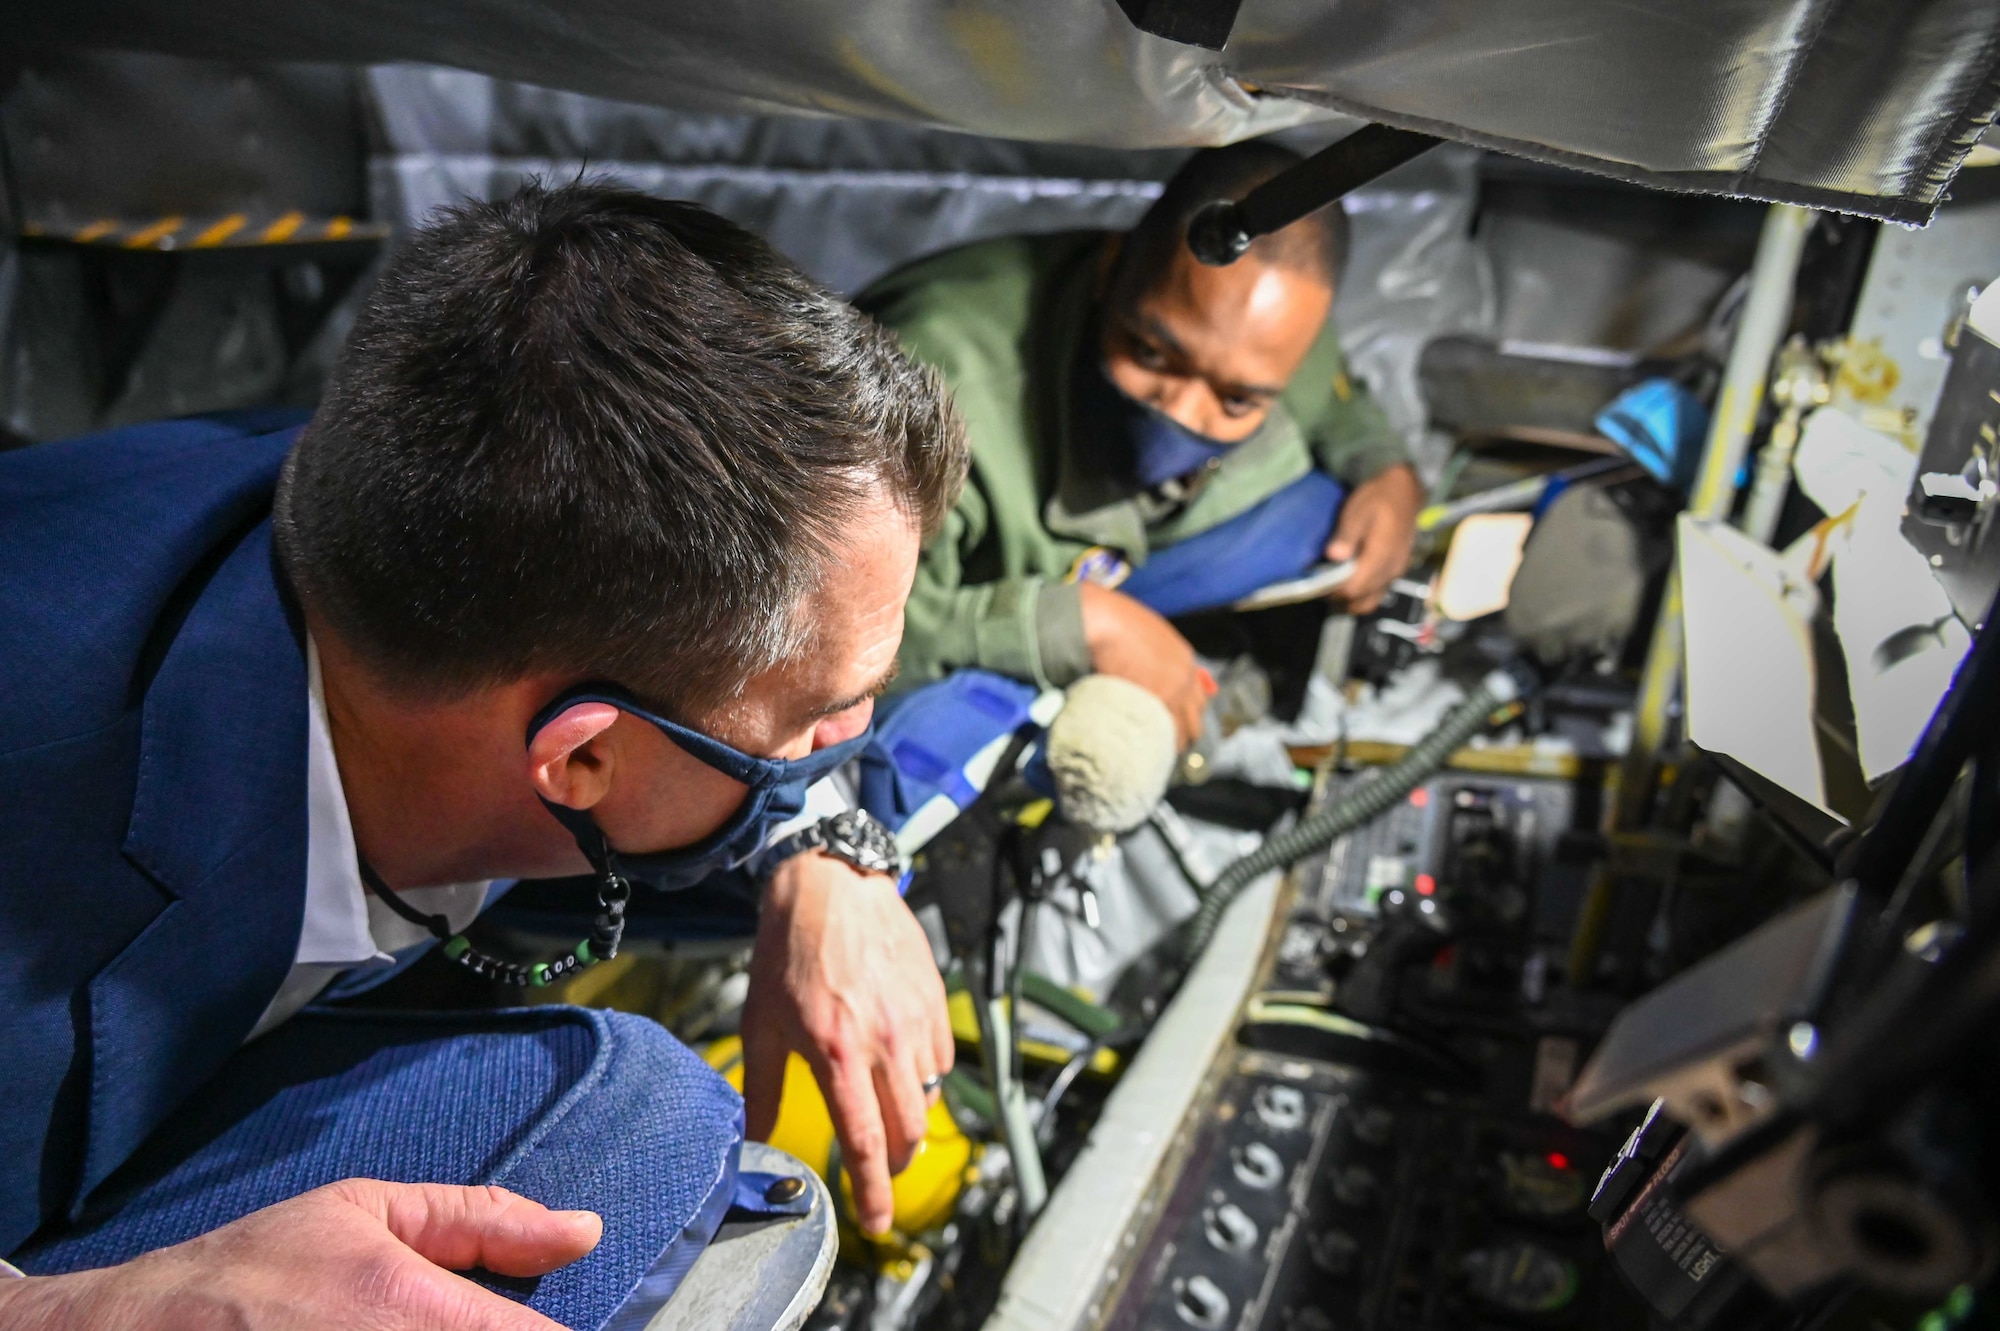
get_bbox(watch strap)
[760,809,906,888]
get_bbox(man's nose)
[1154,377,1216,437]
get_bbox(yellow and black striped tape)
[20,212,387,251]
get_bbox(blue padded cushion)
[13,1007,743,1331]
[858,669,1043,831]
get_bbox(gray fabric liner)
[14,0,2000,222]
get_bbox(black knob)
[1309,1227,1361,1278]
[1332,1164,1378,1208]
[1351,1105,1396,1147]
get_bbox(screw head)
[764,1175,807,1205]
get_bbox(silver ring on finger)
[921,1073,944,1094]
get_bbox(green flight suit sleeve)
[899,479,1093,691]
[865,235,1106,693]
[1281,320,1411,487]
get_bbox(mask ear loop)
[360,839,629,988]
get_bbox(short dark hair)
[277,181,965,716]
[1113,141,1350,306]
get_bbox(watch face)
[827,811,900,874]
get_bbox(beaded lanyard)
[360,853,629,989]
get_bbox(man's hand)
[742,852,953,1237]
[1327,463,1423,613]
[0,1180,601,1331]
[1078,582,1212,749]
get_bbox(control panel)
[1102,773,1641,1331]
[1104,1053,1635,1331]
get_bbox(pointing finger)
[816,1054,895,1236]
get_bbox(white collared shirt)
[250,639,851,1041]
[248,640,494,1040]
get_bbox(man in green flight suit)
[859,142,1424,746]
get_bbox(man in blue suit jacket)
[0,183,965,1328]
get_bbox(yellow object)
[1014,798,1055,830]
[945,990,1121,1074]
[123,215,185,249]
[191,214,248,247]
[1286,737,1583,780]
[702,1037,972,1252]
[260,211,306,243]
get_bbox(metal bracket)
[1186,125,1444,267]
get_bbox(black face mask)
[1072,355,1252,490]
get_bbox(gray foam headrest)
[1044,673,1179,835]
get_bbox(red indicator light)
[1415,873,1437,896]
[1409,788,1430,808]
[1546,1152,1570,1171]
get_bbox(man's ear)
[528,703,622,810]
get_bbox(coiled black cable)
[1182,673,1517,955]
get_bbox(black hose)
[1035,1025,1145,1144]
[1182,676,1512,955]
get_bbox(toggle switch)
[1332,1164,1379,1208]
[1231,1140,1285,1190]
[1252,1083,1307,1132]
[1309,1227,1361,1278]
[1203,1201,1260,1255]
[1350,1104,1396,1147]
[1173,1274,1231,1329]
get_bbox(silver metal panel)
[981,870,1284,1331]
[1844,197,2000,444]
[17,0,2000,221]
[646,1142,837,1331]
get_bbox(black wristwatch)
[760,809,906,884]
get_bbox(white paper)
[1435,512,1533,622]
[1678,514,1833,814]
[1792,408,1969,782]
[1233,560,1356,611]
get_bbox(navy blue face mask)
[528,684,874,892]
[1073,356,1247,490]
